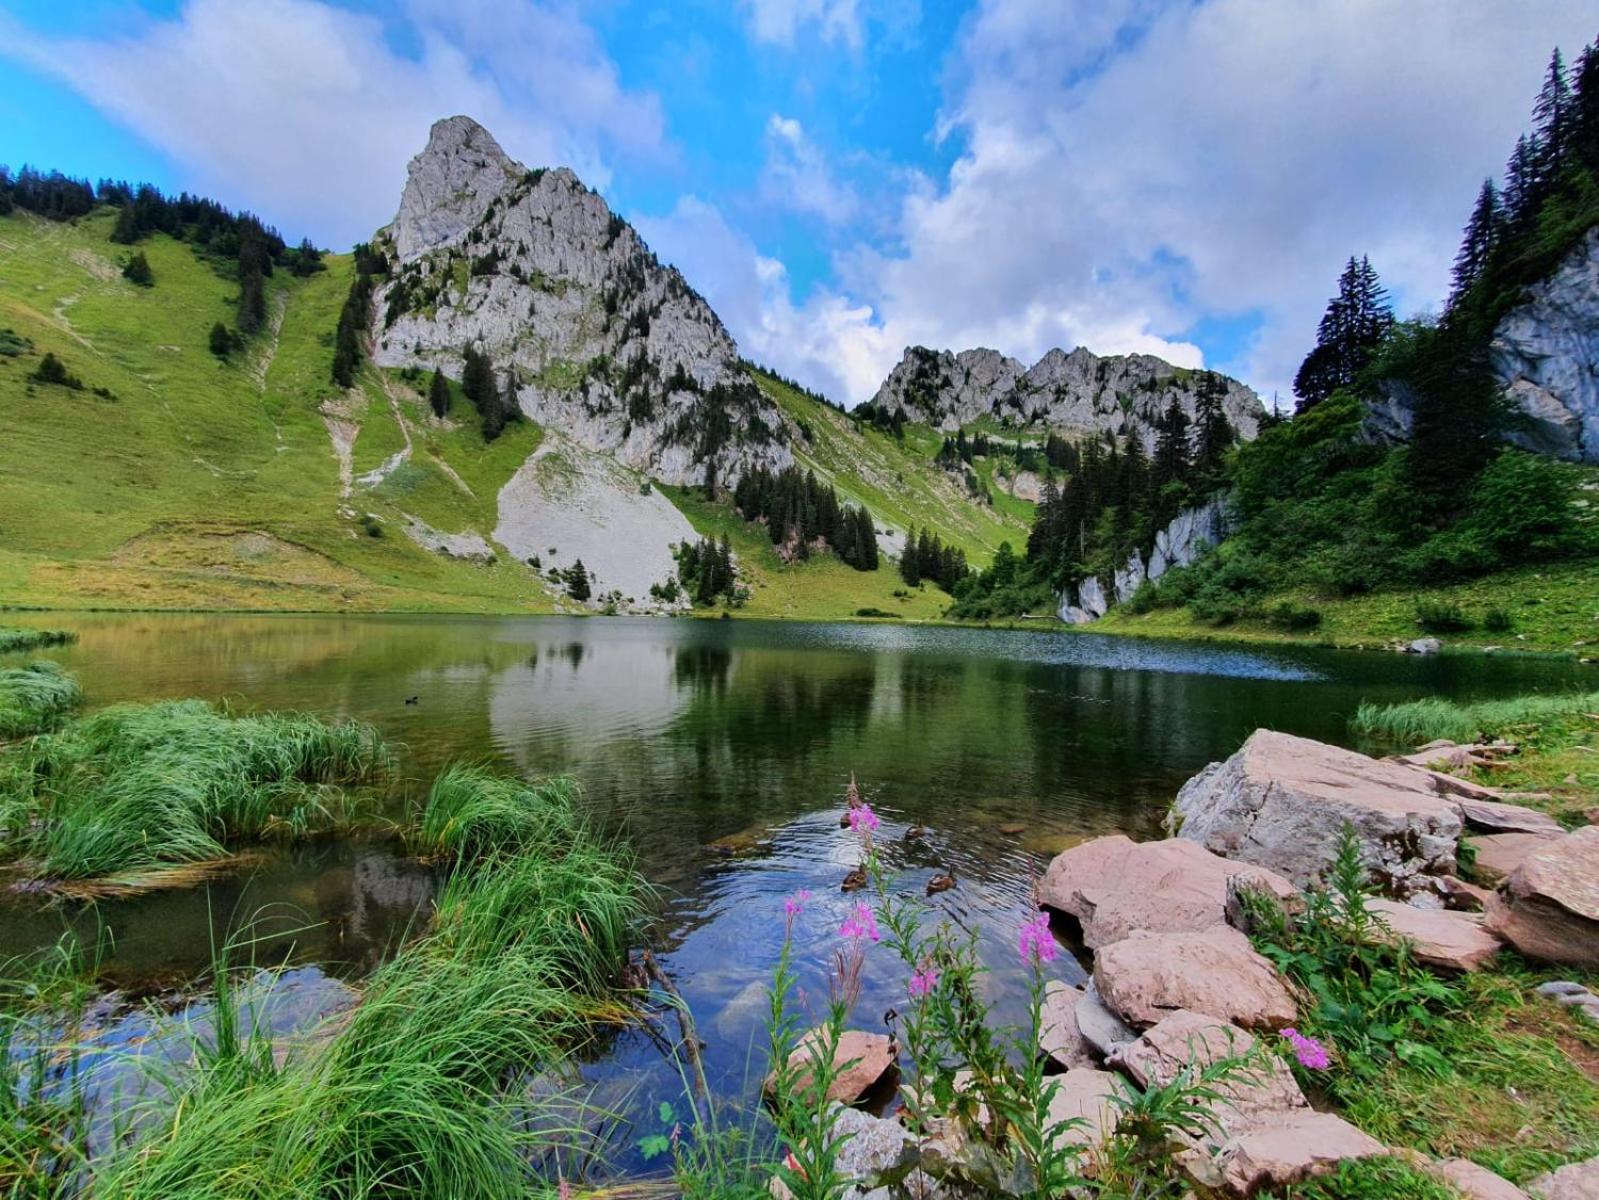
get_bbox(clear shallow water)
[1,613,1588,1169]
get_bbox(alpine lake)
[1,613,1589,1173]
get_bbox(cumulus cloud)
[740,0,867,49]
[0,0,665,247]
[759,115,861,225]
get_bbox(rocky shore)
[803,728,1599,1198]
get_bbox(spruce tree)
[428,369,451,418]
[459,345,494,414]
[1533,47,1574,181]
[1448,179,1503,309]
[121,251,153,287]
[1193,375,1234,483]
[1153,396,1190,488]
[209,322,232,358]
[1503,134,1541,228]
[1292,255,1393,410]
[568,560,592,602]
[899,526,922,587]
[1573,37,1599,172]
[110,203,138,245]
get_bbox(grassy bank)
[0,661,83,738]
[0,628,76,654]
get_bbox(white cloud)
[759,114,861,225]
[741,0,866,49]
[0,0,665,247]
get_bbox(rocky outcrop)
[1170,730,1462,893]
[872,345,1264,449]
[1469,831,1564,885]
[1057,495,1228,624]
[1485,827,1599,965]
[1364,899,1503,972]
[371,116,791,487]
[1037,835,1297,949]
[1491,226,1599,463]
[1093,925,1298,1031]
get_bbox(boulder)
[1037,835,1298,949]
[1039,981,1098,1068]
[1535,980,1599,1023]
[829,1105,919,1189]
[1469,831,1563,886]
[1093,925,1297,1031]
[1486,827,1599,966]
[1044,1068,1122,1149]
[1452,797,1565,837]
[1074,981,1138,1056]
[1435,875,1495,913]
[1431,1158,1530,1200]
[1409,637,1443,655]
[768,1029,897,1104]
[1170,730,1462,893]
[1529,1154,1599,1199]
[1366,899,1504,972]
[1109,1010,1305,1135]
[1184,1111,1386,1196]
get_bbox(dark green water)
[1,613,1587,1164]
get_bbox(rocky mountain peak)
[370,118,790,487]
[872,342,1264,449]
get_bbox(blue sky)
[3,1,1594,406]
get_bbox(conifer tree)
[459,345,494,413]
[1192,375,1234,483]
[1502,134,1541,228]
[899,526,921,586]
[121,251,153,287]
[568,560,592,602]
[209,322,232,358]
[1153,396,1190,488]
[110,203,138,245]
[428,369,451,419]
[1292,255,1393,410]
[1574,36,1599,172]
[1533,47,1574,181]
[1448,179,1503,309]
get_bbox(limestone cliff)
[369,116,791,486]
[1057,497,1229,625]
[1491,225,1599,463]
[870,345,1265,449]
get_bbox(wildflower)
[1280,1027,1331,1070]
[847,803,881,836]
[839,901,880,943]
[784,889,811,919]
[1017,911,1057,965]
[907,965,939,999]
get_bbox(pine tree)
[568,560,592,602]
[1292,255,1393,410]
[1574,36,1599,172]
[110,203,138,245]
[899,526,922,587]
[1503,134,1541,228]
[459,345,494,415]
[1533,47,1574,181]
[209,322,232,358]
[854,506,878,570]
[1449,179,1503,308]
[428,369,451,418]
[1153,396,1190,488]
[121,251,153,287]
[1193,375,1234,483]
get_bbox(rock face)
[1037,835,1297,949]
[371,116,790,487]
[1491,226,1599,463]
[1093,925,1298,1031]
[1485,827,1599,965]
[872,345,1265,448]
[1058,496,1228,623]
[1170,730,1463,892]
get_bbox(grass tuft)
[1351,691,1599,746]
[0,660,83,739]
[0,628,76,654]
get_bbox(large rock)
[1185,1111,1386,1196]
[1038,835,1297,949]
[1528,1154,1599,1199]
[1093,925,1297,1031]
[1366,899,1503,972]
[1044,1068,1122,1149]
[829,1105,919,1189]
[1469,831,1564,886]
[1170,730,1463,892]
[1452,797,1565,837]
[1486,827,1599,966]
[1109,1010,1305,1135]
[1074,981,1138,1056]
[767,1029,897,1104]
[1432,1158,1531,1200]
[1491,226,1599,464]
[1039,981,1098,1068]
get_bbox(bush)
[1414,600,1473,633]
[121,251,153,287]
[854,607,894,618]
[1483,606,1513,633]
[28,352,82,390]
[359,514,383,538]
[1265,601,1323,632]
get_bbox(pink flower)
[839,901,880,943]
[1280,1027,1331,1070]
[847,804,881,836]
[784,889,811,919]
[1018,912,1057,965]
[907,966,939,999]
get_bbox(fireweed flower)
[1280,1027,1331,1070]
[784,889,811,919]
[847,803,881,836]
[1018,912,1057,965]
[908,965,939,999]
[839,901,880,943]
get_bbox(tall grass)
[0,662,83,738]
[412,763,584,861]
[5,699,389,881]
[0,628,76,655]
[1351,690,1599,745]
[94,766,646,1199]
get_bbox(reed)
[411,763,583,860]
[0,628,76,655]
[0,662,83,739]
[1351,690,1599,745]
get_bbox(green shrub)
[1265,601,1323,632]
[854,607,894,618]
[1413,599,1473,633]
[1483,606,1514,633]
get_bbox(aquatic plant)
[0,661,82,739]
[6,699,388,882]
[1350,690,1599,746]
[0,628,77,655]
[411,762,583,861]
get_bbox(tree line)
[731,466,879,571]
[897,527,969,592]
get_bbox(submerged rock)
[1170,730,1462,893]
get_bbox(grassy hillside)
[0,207,547,613]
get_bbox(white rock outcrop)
[1057,495,1228,624]
[1492,226,1599,463]
[371,116,791,487]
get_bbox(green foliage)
[0,661,82,739]
[1290,1157,1460,1199]
[1413,599,1473,633]
[733,466,879,571]
[121,251,154,287]
[1351,690,1599,746]
[412,763,584,862]
[678,536,739,607]
[0,628,75,654]
[330,271,373,388]
[1265,600,1324,632]
[28,352,83,391]
[0,328,31,357]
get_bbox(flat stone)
[1074,980,1138,1055]
[1529,1155,1599,1199]
[1453,797,1565,836]
[1038,835,1297,949]
[1437,875,1496,912]
[1535,980,1592,999]
[1471,832,1564,886]
[1170,730,1462,893]
[1486,828,1599,966]
[1094,925,1297,1031]
[1366,899,1504,972]
[1190,1110,1387,1195]
[1039,980,1098,1068]
[1431,1158,1530,1200]
[1044,1067,1122,1149]
[1109,1010,1304,1135]
[767,1029,897,1105]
